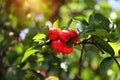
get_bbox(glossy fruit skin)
[49,29,78,55]
[48,28,59,40]
[51,40,63,54]
[59,30,71,43]
[62,44,74,54]
[68,30,78,44]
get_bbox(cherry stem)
[78,44,84,76]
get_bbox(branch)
[93,43,105,54]
[112,56,120,69]
[78,44,85,76]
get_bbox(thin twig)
[75,41,93,45]
[78,44,85,76]
[93,43,105,54]
[112,56,120,69]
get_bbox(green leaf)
[9,14,18,28]
[93,35,114,56]
[74,17,89,37]
[118,49,120,56]
[116,25,120,40]
[53,19,59,28]
[65,18,73,30]
[46,54,60,64]
[21,47,39,62]
[95,13,110,32]
[99,57,114,72]
[7,51,19,64]
[89,13,112,32]
[90,29,109,38]
[73,17,89,26]
[37,53,44,62]
[33,33,46,42]
[84,0,96,7]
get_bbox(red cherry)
[62,44,74,54]
[48,28,59,40]
[68,30,78,44]
[59,30,71,43]
[51,40,64,54]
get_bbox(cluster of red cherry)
[48,28,78,54]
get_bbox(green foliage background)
[0,0,120,80]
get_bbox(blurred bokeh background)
[0,0,120,80]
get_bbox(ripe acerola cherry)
[49,29,78,55]
[48,28,59,40]
[59,30,71,43]
[68,30,78,44]
[62,44,74,54]
[51,40,63,54]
